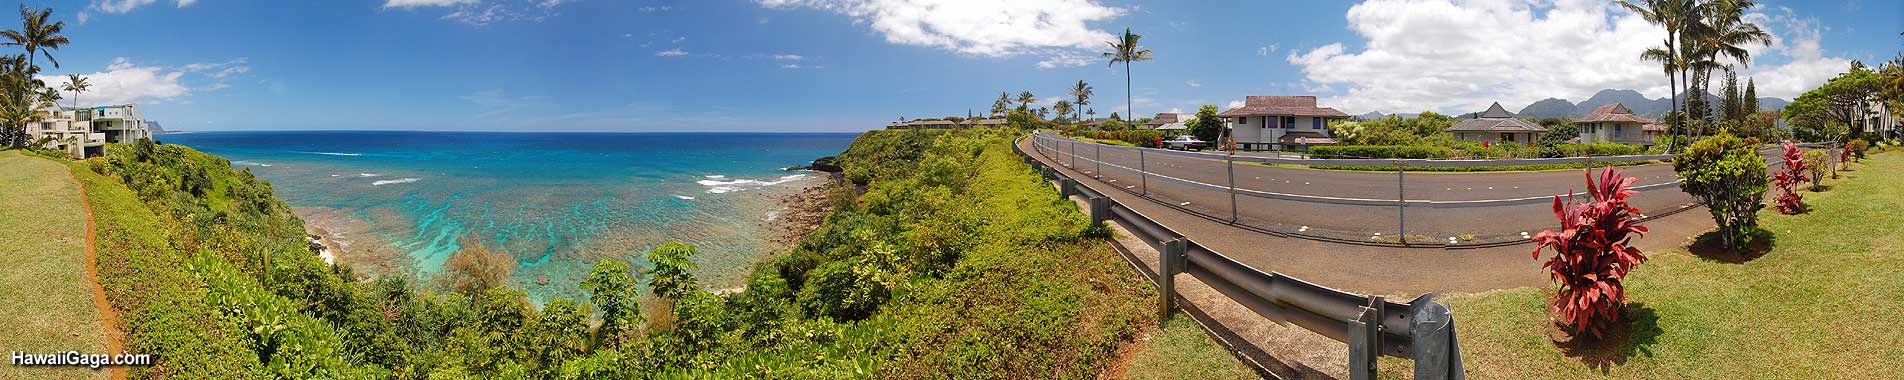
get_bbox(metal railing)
[1019,137,1464,379]
[1029,132,1723,247]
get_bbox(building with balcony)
[25,104,150,158]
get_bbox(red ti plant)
[1532,166,1649,340]
[1772,142,1809,214]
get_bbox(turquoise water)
[161,131,855,301]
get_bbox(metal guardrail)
[1019,136,1464,379]
[1032,132,1684,208]
[1042,132,1673,167]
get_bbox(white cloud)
[1227,100,1245,109]
[176,0,197,7]
[640,5,673,12]
[387,0,566,25]
[90,0,157,13]
[41,58,190,106]
[757,0,1125,67]
[1286,0,1856,114]
[1185,80,1201,87]
[383,0,479,8]
[772,54,804,61]
[1257,43,1279,56]
[656,49,688,57]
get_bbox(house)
[1445,102,1547,145]
[1218,96,1349,150]
[1143,112,1185,129]
[966,118,1008,127]
[1576,103,1657,145]
[1859,98,1901,139]
[26,104,150,158]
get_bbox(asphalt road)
[1029,135,1774,242]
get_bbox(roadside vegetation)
[35,127,1223,379]
[1382,149,1903,378]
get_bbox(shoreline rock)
[785,156,842,173]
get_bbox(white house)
[1576,103,1659,145]
[1218,96,1349,150]
[1446,102,1547,144]
[27,104,150,158]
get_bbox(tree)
[1069,80,1092,122]
[0,5,68,72]
[1683,0,1771,139]
[1015,91,1035,111]
[1785,66,1880,142]
[1721,69,1743,122]
[645,242,700,302]
[442,234,516,295]
[1742,76,1758,115]
[1102,28,1152,124]
[1052,100,1074,123]
[990,92,1010,117]
[1622,0,1694,152]
[1185,105,1223,142]
[1674,131,1768,251]
[580,259,641,348]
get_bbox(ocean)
[159,131,857,302]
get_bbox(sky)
[26,0,1903,132]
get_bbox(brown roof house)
[1446,102,1547,145]
[1217,96,1350,150]
[1576,103,1659,144]
[1143,112,1185,129]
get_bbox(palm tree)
[1053,100,1074,123]
[1102,28,1153,123]
[1685,0,1771,139]
[1621,0,1693,150]
[61,74,85,112]
[1016,91,1036,111]
[1069,80,1093,122]
[991,92,1011,116]
[0,5,68,72]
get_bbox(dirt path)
[67,164,129,380]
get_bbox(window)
[1283,116,1296,129]
[1313,118,1322,129]
[1501,133,1514,143]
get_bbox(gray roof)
[1445,102,1548,133]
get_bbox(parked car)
[1163,135,1209,151]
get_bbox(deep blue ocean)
[160,131,857,301]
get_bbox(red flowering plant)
[1532,166,1650,340]
[1772,142,1809,214]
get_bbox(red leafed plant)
[1532,166,1649,340]
[1772,142,1809,214]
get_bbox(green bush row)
[1554,143,1645,157]
[1309,145,1454,159]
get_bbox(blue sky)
[30,0,1902,131]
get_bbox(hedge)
[1554,143,1645,157]
[1308,145,1453,159]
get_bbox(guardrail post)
[1139,148,1148,196]
[1095,143,1103,179]
[1349,306,1379,380]
[1088,196,1111,226]
[1158,239,1185,320]
[1396,160,1406,245]
[1409,294,1465,380]
[1059,178,1076,198]
[1227,157,1238,224]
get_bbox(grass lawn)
[1120,316,1259,380]
[0,150,109,380]
[1379,151,1904,378]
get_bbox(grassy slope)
[62,156,260,378]
[1382,152,1904,378]
[1121,317,1259,380]
[0,151,107,380]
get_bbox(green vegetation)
[1306,160,1658,173]
[1310,145,1453,159]
[1785,63,1882,143]
[1072,129,1161,147]
[1673,131,1768,250]
[1382,150,1904,378]
[0,150,107,380]
[1553,143,1645,157]
[1121,317,1258,380]
[52,128,1195,378]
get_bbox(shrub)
[580,259,641,348]
[1802,150,1831,191]
[1309,145,1453,159]
[1772,142,1809,214]
[1532,166,1649,340]
[1554,143,1645,157]
[1674,131,1768,251]
[442,234,517,295]
[1082,129,1165,148]
[1848,139,1870,160]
